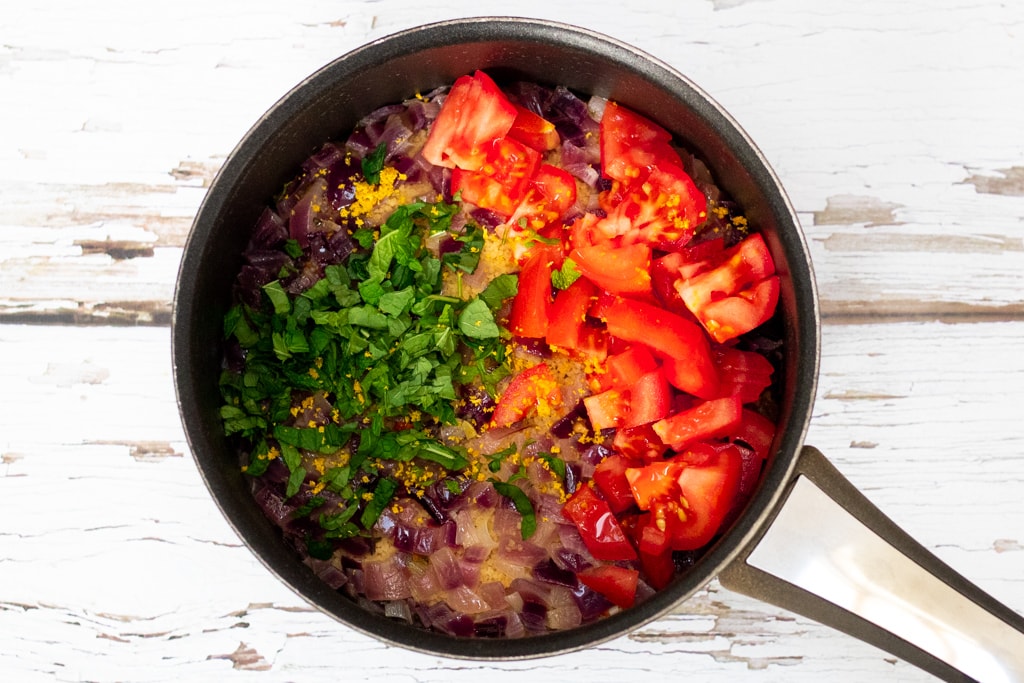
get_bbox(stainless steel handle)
[719,446,1024,682]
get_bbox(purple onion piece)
[533,559,578,589]
[550,400,587,438]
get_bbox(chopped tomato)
[699,275,780,344]
[624,369,672,427]
[600,165,707,246]
[676,233,779,343]
[583,388,628,431]
[639,544,675,590]
[508,245,558,338]
[604,345,660,391]
[420,71,517,170]
[577,565,640,609]
[669,445,743,550]
[490,363,562,428]
[593,454,638,514]
[452,137,541,216]
[624,461,684,510]
[661,355,721,400]
[571,241,653,295]
[511,163,578,231]
[561,485,637,561]
[613,424,670,463]
[600,297,717,397]
[713,346,774,403]
[546,277,597,350]
[728,408,776,461]
[652,396,743,450]
[599,101,681,182]
[725,409,777,497]
[507,104,560,152]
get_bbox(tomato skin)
[652,396,743,450]
[699,275,780,344]
[571,242,653,295]
[601,297,717,397]
[561,485,637,561]
[670,445,743,550]
[712,346,774,403]
[676,233,779,343]
[490,363,562,428]
[624,369,672,427]
[593,454,639,514]
[452,137,541,216]
[604,344,660,391]
[546,277,597,350]
[512,164,578,231]
[612,423,669,463]
[599,101,681,182]
[507,104,560,152]
[583,388,628,431]
[421,71,518,170]
[577,565,640,609]
[625,461,685,510]
[508,246,558,338]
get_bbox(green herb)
[218,194,518,542]
[551,258,581,290]
[361,143,387,185]
[486,444,518,473]
[458,298,500,339]
[491,481,537,539]
[539,453,567,481]
[360,477,398,529]
[478,273,519,310]
[441,224,485,274]
[306,537,335,560]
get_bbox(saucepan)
[171,17,1024,680]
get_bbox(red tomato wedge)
[599,165,708,247]
[511,163,578,231]
[508,246,558,338]
[670,445,743,550]
[420,71,517,170]
[451,137,541,216]
[699,276,780,344]
[599,101,682,182]
[507,104,560,152]
[583,388,629,431]
[604,344,660,391]
[676,233,779,343]
[623,369,672,427]
[561,484,637,561]
[577,565,640,609]
[600,297,718,397]
[652,396,743,450]
[593,454,639,514]
[625,461,684,511]
[713,346,775,403]
[571,242,653,295]
[613,424,670,463]
[490,363,562,428]
[546,277,597,350]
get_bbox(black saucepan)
[171,17,1024,680]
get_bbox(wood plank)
[3,1,1023,324]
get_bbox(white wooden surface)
[2,1,1023,681]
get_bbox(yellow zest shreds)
[310,480,327,496]
[338,166,409,222]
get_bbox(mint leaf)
[361,143,387,185]
[458,298,500,339]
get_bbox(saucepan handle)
[718,445,1024,682]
